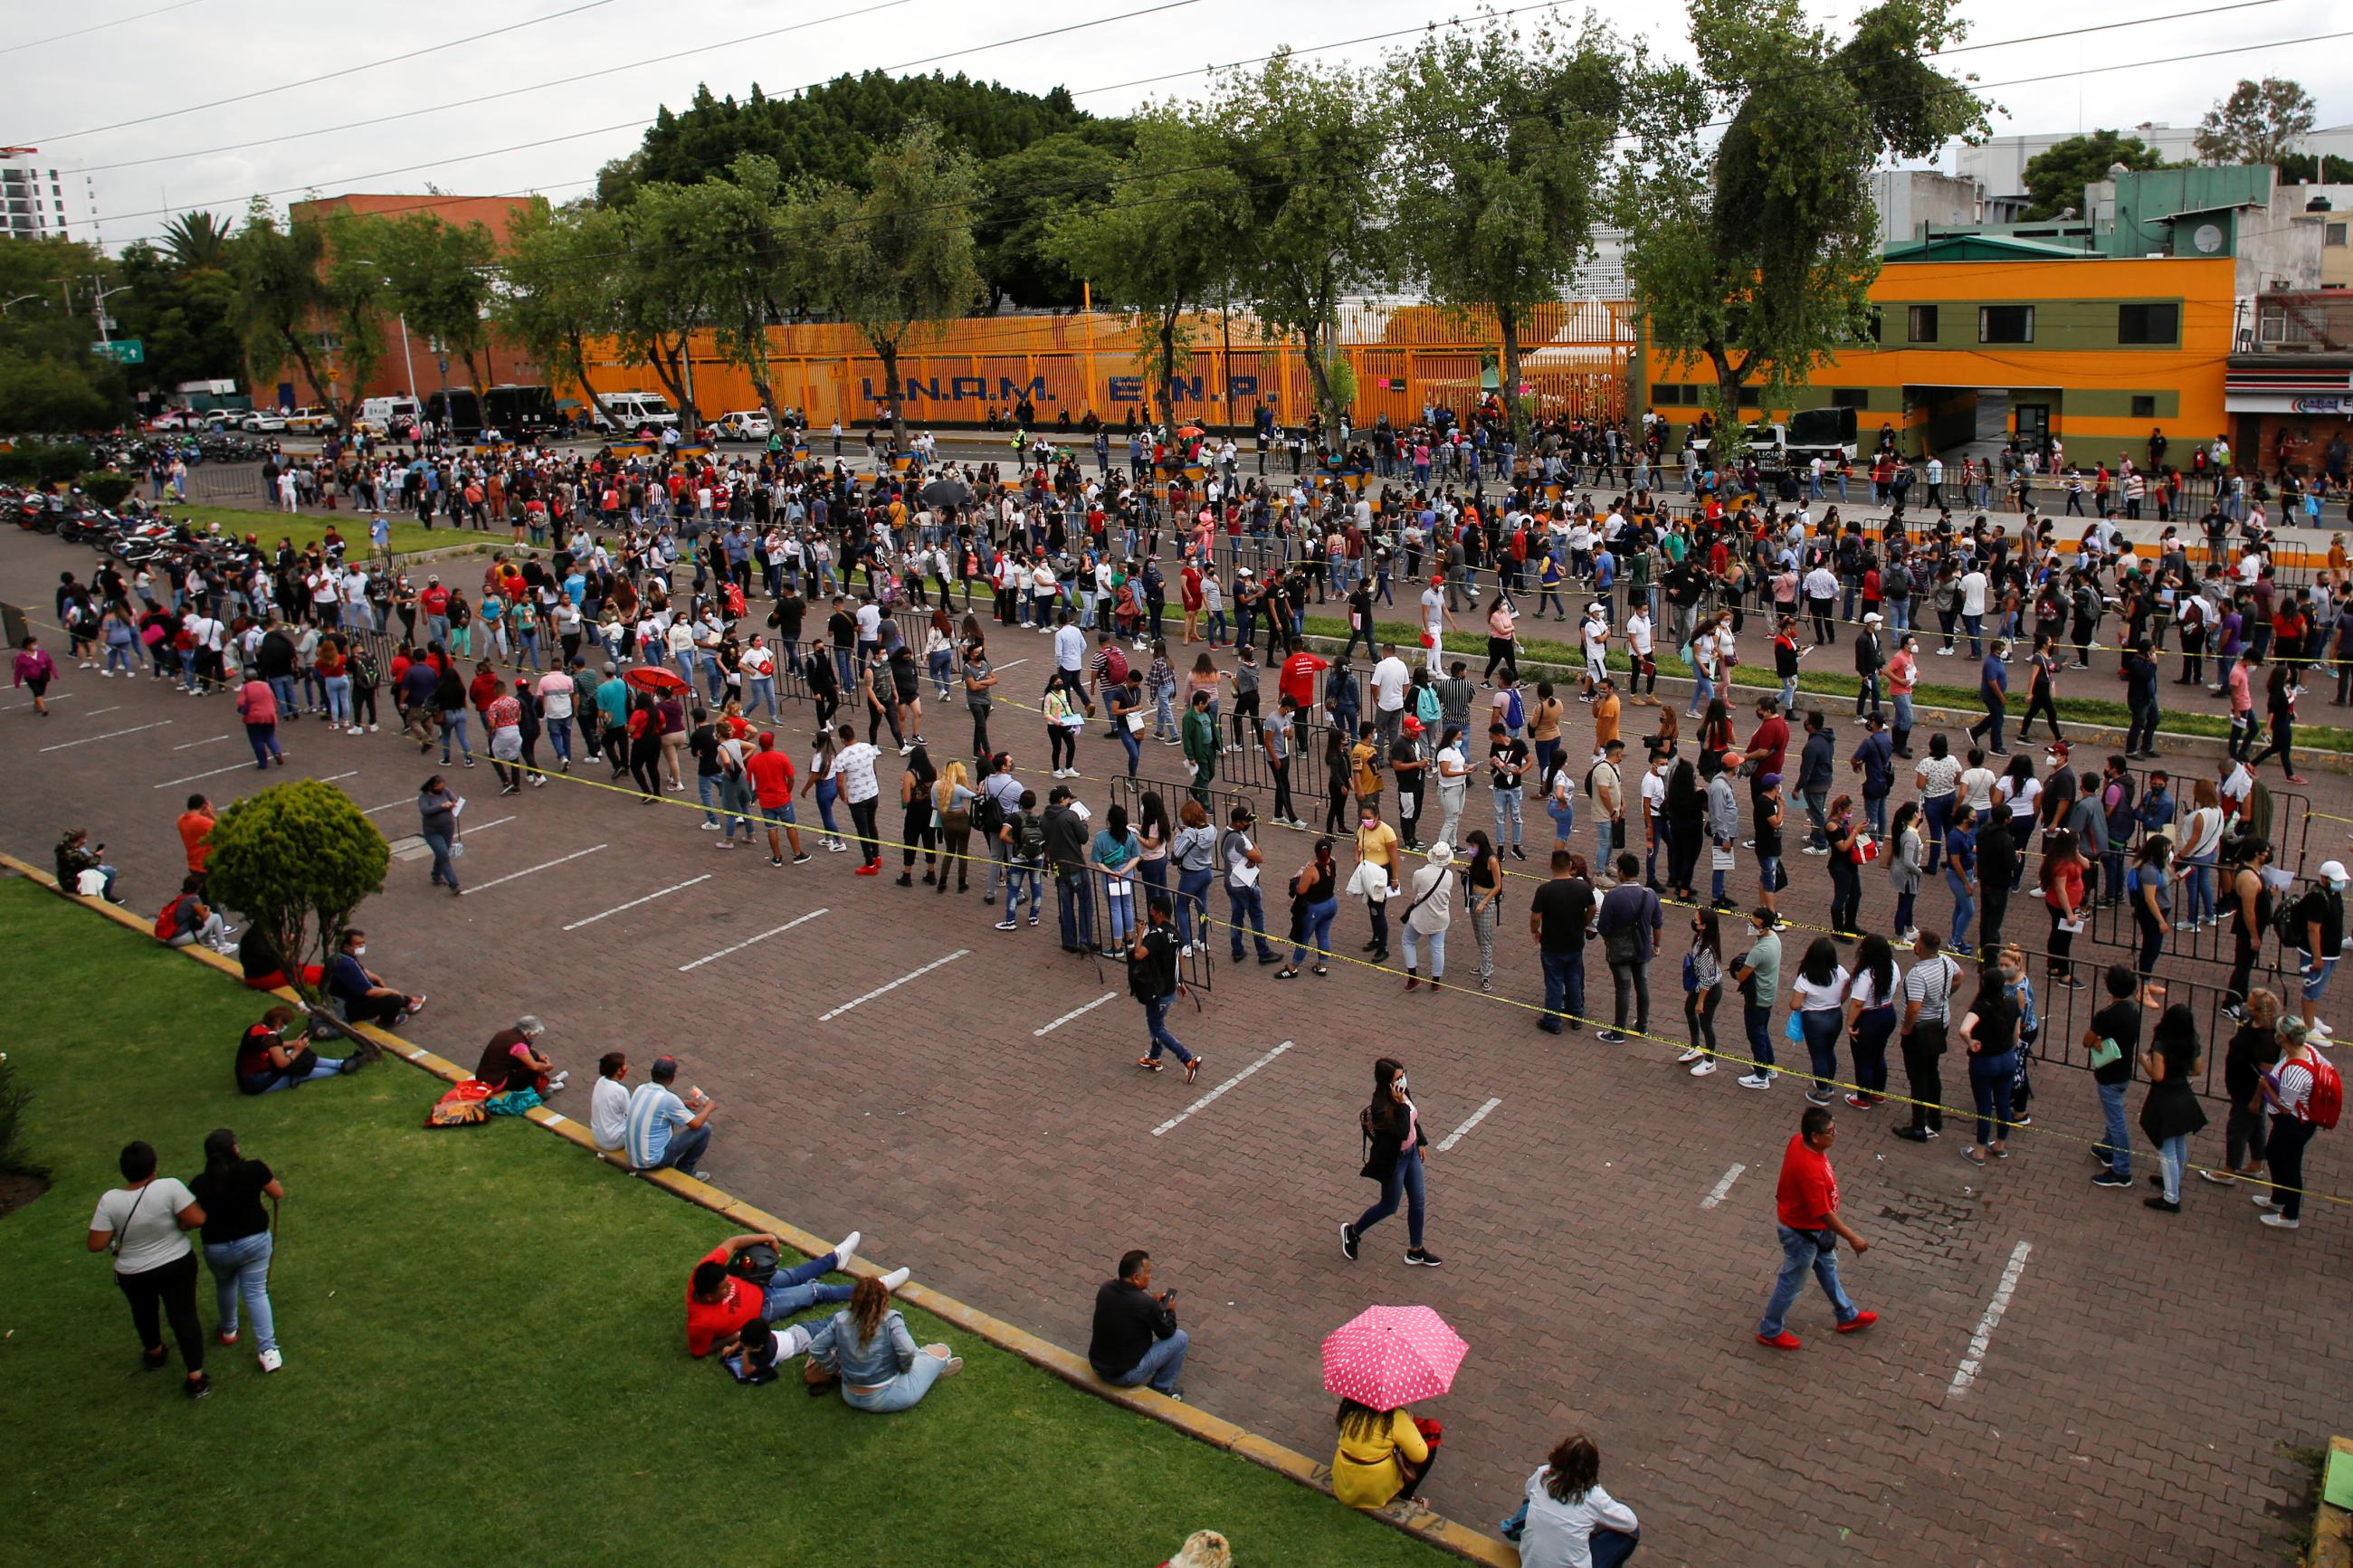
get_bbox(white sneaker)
[257,1347,283,1373]
[2312,1019,2335,1039]
[1676,1048,1705,1064]
[700,821,721,831]
[1691,1060,1717,1077]
[1737,1072,1773,1089]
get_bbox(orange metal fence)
[574,304,1637,432]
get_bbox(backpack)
[1013,813,1047,861]
[2274,887,2324,950]
[1101,643,1129,683]
[972,787,1005,840]
[154,896,188,941]
[2304,1048,2343,1130]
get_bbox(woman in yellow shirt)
[1331,1398,1434,1510]
[1353,805,1401,965]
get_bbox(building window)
[2129,395,2157,418]
[2329,223,2348,248]
[1906,305,1939,342]
[2117,303,2179,345]
[1978,305,2034,343]
[1830,389,1870,409]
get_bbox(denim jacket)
[805,1307,919,1386]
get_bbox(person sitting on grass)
[324,927,424,1027]
[234,1006,367,1095]
[801,1273,961,1412]
[684,1229,901,1358]
[714,1316,813,1385]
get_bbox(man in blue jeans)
[2087,965,2140,1186]
[1529,851,1594,1033]
[1221,805,1280,964]
[1088,1250,1188,1396]
[1129,898,1202,1083]
[1043,785,1096,954]
[624,1055,716,1177]
[686,1229,909,1359]
[1755,1105,1878,1349]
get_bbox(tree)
[0,354,117,433]
[203,779,390,1007]
[1047,106,1250,429]
[379,213,499,395]
[1619,0,1986,455]
[1217,52,1392,447]
[115,242,244,390]
[2278,152,2353,185]
[228,203,333,411]
[973,129,1127,311]
[2196,77,2316,167]
[609,181,724,433]
[796,121,985,451]
[493,198,627,432]
[159,211,232,272]
[1389,15,1630,445]
[2018,129,2165,222]
[628,157,795,418]
[0,236,129,430]
[320,212,391,427]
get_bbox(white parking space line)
[360,798,413,814]
[1436,1097,1503,1152]
[1034,991,1118,1037]
[460,844,607,895]
[1948,1240,2034,1398]
[1153,1040,1294,1137]
[462,815,517,833]
[40,719,171,753]
[816,949,968,1021]
[153,763,357,790]
[85,706,120,717]
[569,874,713,933]
[2,692,72,711]
[678,908,827,971]
[1700,1163,1748,1209]
[994,658,1026,671]
[172,734,233,750]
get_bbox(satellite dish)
[2193,223,2224,254]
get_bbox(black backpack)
[972,786,1005,840]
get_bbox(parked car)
[715,409,774,442]
[587,391,678,432]
[148,410,193,432]
[281,406,338,434]
[241,409,289,433]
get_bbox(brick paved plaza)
[6,523,2348,1566]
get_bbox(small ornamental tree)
[203,779,389,1003]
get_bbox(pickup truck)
[281,406,339,434]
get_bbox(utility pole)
[86,276,130,344]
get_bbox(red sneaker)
[853,861,881,877]
[1835,1311,1879,1334]
[1755,1330,1802,1350]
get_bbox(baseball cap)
[1402,717,1424,734]
[2322,860,2348,883]
[1049,784,1072,803]
[1863,612,1883,623]
[2045,740,2070,758]
[1759,772,1783,787]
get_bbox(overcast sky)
[9,0,2350,251]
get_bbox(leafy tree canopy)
[2020,129,2167,221]
[2196,76,2316,168]
[204,778,390,1005]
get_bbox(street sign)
[90,339,144,365]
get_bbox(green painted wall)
[1890,298,2182,350]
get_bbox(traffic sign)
[90,339,144,365]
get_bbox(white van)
[359,396,422,436]
[591,391,678,432]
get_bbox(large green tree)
[1388,15,1629,445]
[1619,0,1986,454]
[114,239,244,391]
[638,156,795,417]
[1217,52,1391,445]
[973,128,1128,312]
[795,121,985,451]
[492,198,626,432]
[228,203,334,411]
[0,236,129,429]
[1047,106,1250,429]
[2019,130,2166,221]
[378,212,500,395]
[2196,77,2316,168]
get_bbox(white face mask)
[351,946,367,958]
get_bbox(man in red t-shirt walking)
[1756,1105,1878,1349]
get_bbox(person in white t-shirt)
[589,1052,633,1155]
[1419,579,1455,670]
[832,723,884,870]
[88,1139,211,1397]
[1370,645,1411,756]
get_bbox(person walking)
[1754,1105,1878,1350]
[417,774,462,896]
[88,1140,212,1399]
[1339,1058,1443,1268]
[1128,896,1201,1083]
[190,1127,286,1373]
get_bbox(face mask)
[2334,879,2348,894]
[352,946,367,958]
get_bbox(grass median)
[0,877,1438,1567]
[1295,613,2353,753]
[161,501,481,558]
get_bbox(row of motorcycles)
[9,487,251,577]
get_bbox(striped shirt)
[624,1082,692,1169]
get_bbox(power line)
[0,0,206,55]
[33,0,620,144]
[77,0,915,177]
[86,0,1207,230]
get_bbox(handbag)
[1785,1011,1805,1043]
[2088,1036,2123,1070]
[1681,953,1700,993]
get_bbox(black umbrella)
[919,477,972,511]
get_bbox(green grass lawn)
[0,878,1434,1568]
[1300,613,2353,752]
[160,502,479,559]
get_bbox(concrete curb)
[0,851,1514,1567]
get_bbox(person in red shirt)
[684,1229,876,1358]
[176,794,215,878]
[744,731,808,866]
[1755,1106,1876,1349]
[1180,563,1205,644]
[1279,639,1328,716]
[468,660,505,719]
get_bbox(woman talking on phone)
[1338,1057,1443,1269]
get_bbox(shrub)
[0,1052,44,1180]
[78,471,136,509]
[205,779,390,1003]
[0,440,90,485]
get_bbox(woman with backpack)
[1338,1058,1443,1269]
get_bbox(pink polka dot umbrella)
[1320,1305,1468,1411]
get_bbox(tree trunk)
[877,337,908,455]
[1706,345,1755,461]
[1300,323,1343,461]
[462,349,488,398]
[279,328,331,412]
[567,329,627,436]
[1154,310,1178,432]
[648,332,696,435]
[1498,303,1527,452]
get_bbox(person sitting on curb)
[802,1273,960,1411]
[684,1228,906,1357]
[323,928,424,1028]
[588,1052,631,1157]
[55,827,122,903]
[234,1005,367,1094]
[1500,1432,1642,1568]
[235,926,324,993]
[157,875,237,955]
[624,1055,714,1177]
[472,1016,567,1098]
[1087,1248,1188,1399]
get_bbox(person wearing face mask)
[1461,831,1505,993]
[1400,840,1456,993]
[1339,1058,1443,1269]
[1885,634,1919,759]
[1277,837,1340,981]
[2289,861,2348,1041]
[1350,800,1402,965]
[323,928,424,1028]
